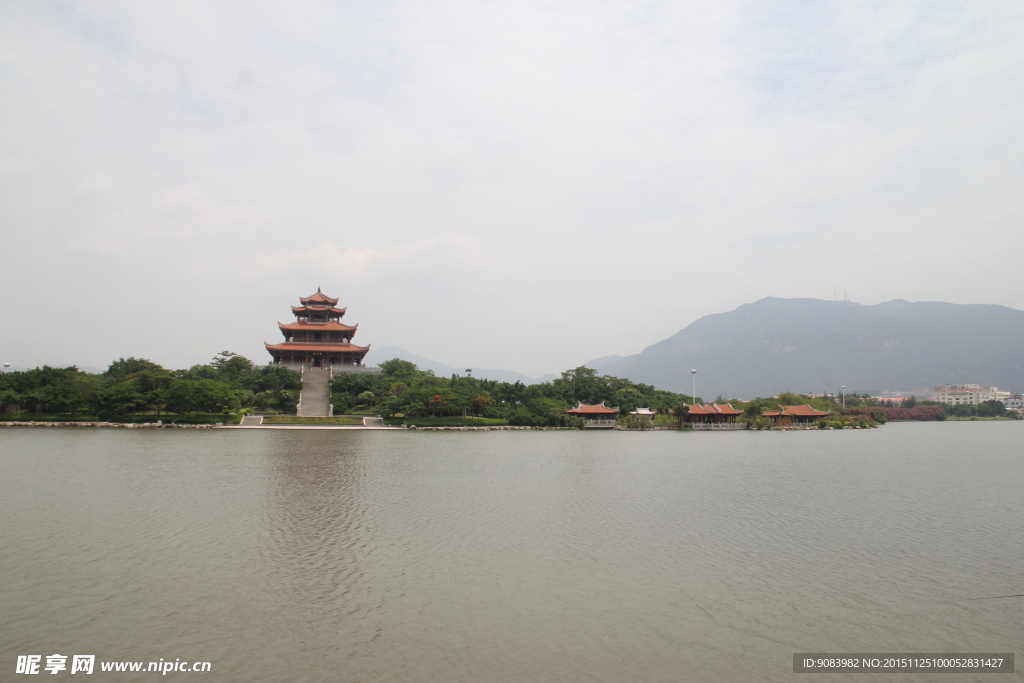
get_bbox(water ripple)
[0,424,1021,681]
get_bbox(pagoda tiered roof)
[266,289,373,367]
[291,305,347,316]
[265,341,370,353]
[278,321,357,332]
[299,288,339,305]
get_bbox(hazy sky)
[2,1,1022,377]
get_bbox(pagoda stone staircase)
[297,366,332,417]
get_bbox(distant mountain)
[586,298,1024,399]
[363,346,539,384]
[584,355,624,372]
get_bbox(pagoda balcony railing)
[331,365,382,375]
[582,419,617,428]
[262,362,382,375]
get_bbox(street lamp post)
[841,385,846,409]
[691,369,697,405]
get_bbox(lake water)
[1,423,1021,682]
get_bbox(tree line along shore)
[1,353,1018,428]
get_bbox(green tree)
[175,364,217,381]
[492,381,525,407]
[451,381,480,417]
[132,368,174,414]
[527,397,571,426]
[396,385,431,417]
[108,378,146,417]
[379,358,420,378]
[331,372,381,398]
[948,404,974,417]
[508,406,542,426]
[236,389,256,409]
[164,380,203,415]
[0,387,21,413]
[612,388,643,414]
[104,357,164,380]
[471,391,492,417]
[28,389,47,416]
[556,366,603,404]
[38,369,99,415]
[426,389,455,416]
[743,403,763,421]
[252,365,301,392]
[673,403,690,428]
[202,380,238,413]
[210,351,255,388]
[377,395,402,418]
[976,400,1007,417]
[274,390,297,413]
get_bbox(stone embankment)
[0,421,217,429]
[407,425,574,431]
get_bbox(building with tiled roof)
[674,403,745,429]
[566,402,618,428]
[265,288,375,371]
[686,403,743,418]
[762,405,830,425]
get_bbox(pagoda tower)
[265,288,373,369]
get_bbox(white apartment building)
[932,384,1012,406]
[1004,395,1024,417]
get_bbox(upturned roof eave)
[264,341,371,352]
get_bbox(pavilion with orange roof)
[761,405,830,426]
[566,402,619,429]
[675,403,746,430]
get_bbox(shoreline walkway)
[223,424,405,430]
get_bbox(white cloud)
[238,231,500,286]
[1,1,1023,375]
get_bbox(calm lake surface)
[1,423,1021,682]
